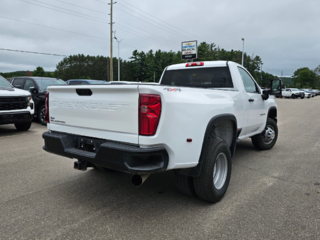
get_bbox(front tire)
[193,139,232,203]
[14,121,32,131]
[38,105,47,125]
[251,118,278,150]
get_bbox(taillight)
[186,62,204,67]
[139,94,161,136]
[45,92,49,123]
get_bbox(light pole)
[241,38,245,66]
[108,0,116,81]
[114,34,122,82]
[260,62,263,86]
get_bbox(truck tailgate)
[47,85,139,144]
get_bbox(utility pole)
[114,32,122,81]
[260,62,263,86]
[108,0,116,81]
[241,38,245,66]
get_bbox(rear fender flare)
[177,114,237,177]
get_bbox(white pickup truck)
[0,75,34,131]
[282,88,305,99]
[42,61,281,203]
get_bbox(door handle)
[248,98,254,102]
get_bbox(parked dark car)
[11,77,66,125]
[300,89,315,97]
[66,79,109,85]
[309,89,320,96]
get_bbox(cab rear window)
[161,67,233,88]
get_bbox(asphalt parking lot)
[1,97,320,240]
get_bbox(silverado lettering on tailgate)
[52,101,129,111]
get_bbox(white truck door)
[238,67,266,135]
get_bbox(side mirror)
[261,90,269,100]
[269,79,282,96]
[29,87,38,94]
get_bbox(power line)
[37,0,178,47]
[19,0,178,48]
[115,24,175,49]
[114,6,189,40]
[0,15,136,50]
[0,48,66,56]
[42,0,179,48]
[53,0,105,14]
[31,0,107,21]
[114,17,178,47]
[20,0,108,24]
[32,0,105,20]
[95,0,108,4]
[45,0,178,47]
[117,1,193,39]
[31,0,177,48]
[0,16,106,40]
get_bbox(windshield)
[0,75,12,88]
[34,78,66,90]
[161,67,233,88]
[291,88,299,91]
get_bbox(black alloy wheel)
[39,105,47,125]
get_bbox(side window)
[81,81,89,85]
[24,79,35,90]
[238,67,259,93]
[68,81,80,85]
[12,79,25,89]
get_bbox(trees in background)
[0,69,55,78]
[313,64,320,88]
[0,71,29,78]
[33,66,45,77]
[2,42,319,88]
[55,54,130,81]
[54,42,266,83]
[292,67,317,88]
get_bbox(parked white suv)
[0,75,34,131]
[282,88,305,99]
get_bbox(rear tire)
[193,138,232,203]
[251,118,278,150]
[174,171,196,197]
[14,121,32,131]
[38,105,47,125]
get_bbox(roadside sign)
[181,40,197,60]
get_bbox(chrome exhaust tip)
[131,174,150,187]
